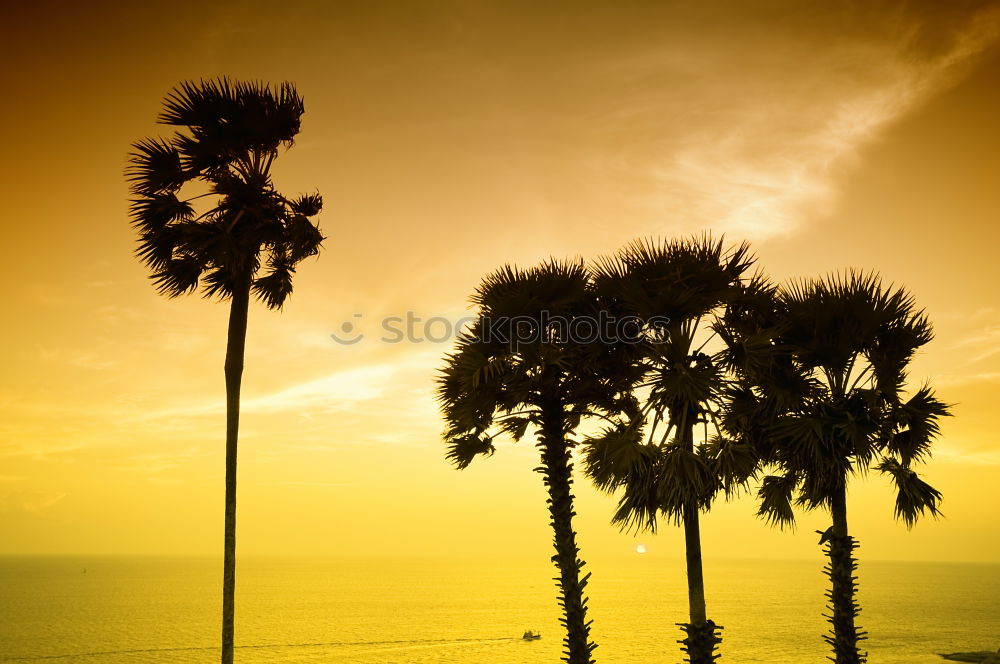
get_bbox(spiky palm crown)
[127,78,324,308]
[721,271,949,529]
[582,236,759,532]
[436,259,641,470]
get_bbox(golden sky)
[1,1,998,562]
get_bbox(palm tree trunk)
[221,279,250,664]
[538,399,597,664]
[824,483,866,664]
[676,413,721,664]
[683,503,707,625]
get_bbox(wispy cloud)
[135,363,396,421]
[35,345,120,371]
[934,444,1000,467]
[0,490,69,514]
[632,6,1000,240]
[934,371,1000,388]
[278,481,354,487]
[117,446,211,475]
[950,324,1000,364]
[241,365,393,413]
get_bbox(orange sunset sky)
[1,1,998,563]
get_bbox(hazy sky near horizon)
[1,1,999,563]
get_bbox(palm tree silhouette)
[436,260,636,664]
[722,272,949,664]
[127,78,324,664]
[584,237,756,664]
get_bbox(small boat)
[939,651,1000,663]
[522,630,542,641]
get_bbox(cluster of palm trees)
[437,239,948,664]
[128,78,948,664]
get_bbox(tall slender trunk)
[676,411,721,664]
[683,503,707,625]
[824,482,866,664]
[221,279,251,664]
[538,399,597,664]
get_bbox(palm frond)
[582,423,647,493]
[705,436,759,497]
[608,450,662,533]
[757,473,799,529]
[252,253,295,309]
[134,226,181,270]
[128,193,194,233]
[865,311,933,395]
[646,352,723,412]
[591,234,753,324]
[159,78,303,157]
[284,214,325,262]
[127,138,187,195]
[656,443,718,518]
[499,416,531,442]
[876,457,943,528]
[150,253,204,297]
[202,267,239,300]
[435,332,511,437]
[887,386,951,465]
[291,192,323,216]
[444,433,496,470]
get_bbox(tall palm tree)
[127,78,324,664]
[583,237,757,664]
[436,260,636,664]
[721,272,949,664]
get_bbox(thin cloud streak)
[934,371,1000,388]
[132,346,443,422]
[646,7,1000,240]
[135,364,395,421]
[934,444,1000,467]
[278,481,354,487]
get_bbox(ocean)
[1,555,997,663]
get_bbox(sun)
[635,544,647,554]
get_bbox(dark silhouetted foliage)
[127,78,324,664]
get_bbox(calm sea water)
[1,555,997,663]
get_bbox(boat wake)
[0,637,522,662]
